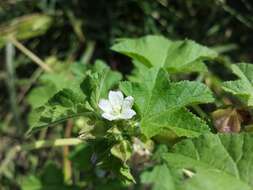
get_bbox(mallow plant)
[21,35,253,190]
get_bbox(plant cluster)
[16,35,253,190]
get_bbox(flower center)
[112,104,122,115]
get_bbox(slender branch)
[192,105,209,120]
[8,37,53,72]
[81,41,95,64]
[63,120,74,184]
[19,138,83,151]
[5,42,21,129]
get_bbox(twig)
[8,37,53,72]
[66,10,85,42]
[81,41,95,64]
[63,120,74,184]
[19,138,83,151]
[5,42,22,130]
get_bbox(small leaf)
[119,165,136,184]
[111,140,132,163]
[81,60,122,111]
[222,63,253,107]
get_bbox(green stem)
[192,105,209,120]
[5,42,21,130]
[19,138,83,151]
[81,41,95,64]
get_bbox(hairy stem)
[8,37,52,72]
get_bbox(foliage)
[1,35,249,189]
[163,133,253,190]
[1,1,253,189]
[112,35,217,73]
[222,63,253,107]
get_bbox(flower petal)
[120,109,136,119]
[102,113,117,121]
[109,91,124,108]
[122,96,134,112]
[98,99,112,113]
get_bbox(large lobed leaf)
[222,63,253,107]
[111,35,217,74]
[120,67,214,138]
[163,133,253,190]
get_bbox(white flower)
[98,90,136,121]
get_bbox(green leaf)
[110,140,132,163]
[20,176,42,190]
[141,108,210,139]
[222,63,253,107]
[98,145,136,184]
[141,164,176,190]
[27,63,86,109]
[81,60,122,111]
[126,60,149,83]
[0,14,52,48]
[27,88,89,134]
[27,60,120,134]
[118,164,136,184]
[163,133,253,190]
[120,67,214,138]
[112,35,217,74]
